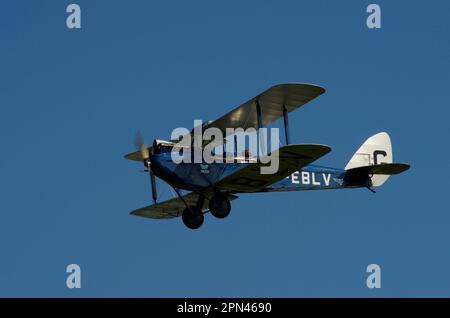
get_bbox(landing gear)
[209,194,231,219]
[182,206,204,229]
[177,190,232,229]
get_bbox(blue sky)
[0,0,449,297]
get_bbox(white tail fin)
[345,132,393,187]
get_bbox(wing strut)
[171,187,208,215]
[172,187,190,209]
[282,104,291,145]
[256,99,265,156]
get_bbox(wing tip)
[394,163,411,173]
[269,82,326,94]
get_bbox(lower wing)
[130,192,238,219]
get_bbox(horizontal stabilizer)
[344,163,410,187]
[346,163,410,176]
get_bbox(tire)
[182,206,204,229]
[209,194,231,219]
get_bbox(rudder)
[345,132,392,186]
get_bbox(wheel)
[209,194,231,219]
[182,206,204,229]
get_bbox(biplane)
[125,83,410,229]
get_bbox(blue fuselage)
[151,151,364,193]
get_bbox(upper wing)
[130,192,238,219]
[208,83,325,132]
[216,144,331,192]
[172,83,325,145]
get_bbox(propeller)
[134,131,157,204]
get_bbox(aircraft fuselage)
[150,152,366,193]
